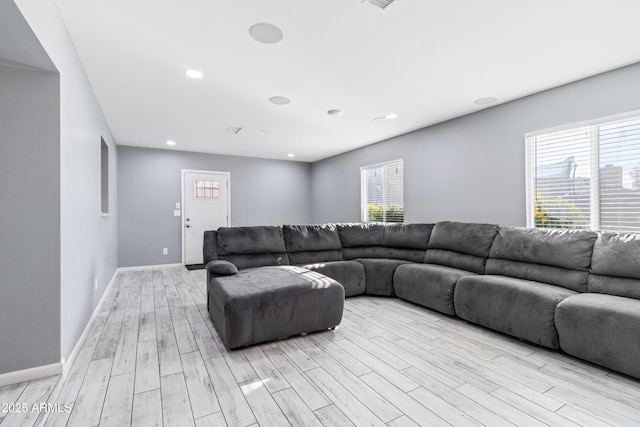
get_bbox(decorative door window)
[194,180,220,199]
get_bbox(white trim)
[63,263,179,379]
[181,169,231,265]
[524,136,534,227]
[0,363,62,388]
[524,109,640,139]
[359,158,404,171]
[118,263,183,272]
[589,125,600,230]
[360,159,404,223]
[0,263,182,387]
[61,267,119,378]
[360,169,367,222]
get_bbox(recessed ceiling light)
[269,96,291,105]
[385,113,398,119]
[373,117,388,123]
[474,96,498,106]
[185,69,203,79]
[287,153,295,158]
[249,23,284,44]
[166,140,176,146]
[328,109,343,116]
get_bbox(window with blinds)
[526,113,640,232]
[361,159,404,223]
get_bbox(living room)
[2,0,640,426]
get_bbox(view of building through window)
[528,115,640,232]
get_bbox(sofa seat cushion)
[555,293,640,379]
[301,260,366,297]
[355,258,414,296]
[454,275,576,348]
[207,266,344,349]
[394,264,477,315]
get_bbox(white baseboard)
[118,263,183,271]
[61,268,120,378]
[0,363,62,388]
[0,263,184,387]
[0,269,120,387]
[62,263,183,375]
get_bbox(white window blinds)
[361,159,404,223]
[527,113,640,232]
[599,118,640,231]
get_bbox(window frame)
[525,109,640,232]
[360,159,404,223]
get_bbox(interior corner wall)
[0,65,60,374]
[310,62,640,226]
[15,0,119,368]
[117,146,311,268]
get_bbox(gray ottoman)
[207,264,345,349]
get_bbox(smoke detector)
[365,0,397,10]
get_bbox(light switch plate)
[173,210,180,217]
[175,202,181,209]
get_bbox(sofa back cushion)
[217,226,289,269]
[383,223,434,262]
[338,223,433,261]
[486,227,597,292]
[424,221,499,273]
[338,223,387,259]
[283,224,344,265]
[203,230,219,265]
[588,232,640,299]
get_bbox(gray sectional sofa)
[203,221,640,380]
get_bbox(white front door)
[182,170,230,265]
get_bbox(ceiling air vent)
[225,125,242,135]
[367,0,396,10]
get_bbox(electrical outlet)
[163,248,168,255]
[94,278,98,291]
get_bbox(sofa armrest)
[206,260,239,276]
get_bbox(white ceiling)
[53,0,640,162]
[1,1,56,72]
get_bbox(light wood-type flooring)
[1,267,640,426]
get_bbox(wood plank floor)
[2,266,640,426]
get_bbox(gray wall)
[118,146,311,267]
[15,0,119,371]
[0,64,60,374]
[311,62,640,226]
